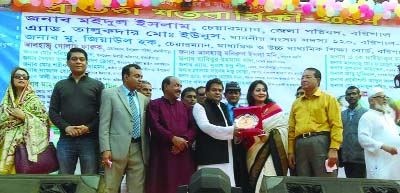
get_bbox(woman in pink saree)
[0,67,49,174]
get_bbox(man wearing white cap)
[358,87,400,180]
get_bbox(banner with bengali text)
[0,11,20,99]
[9,2,400,26]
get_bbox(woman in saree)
[0,67,49,174]
[245,80,288,193]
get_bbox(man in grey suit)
[99,64,150,193]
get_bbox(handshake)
[233,124,264,139]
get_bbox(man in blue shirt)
[224,81,241,124]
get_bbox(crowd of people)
[0,47,400,193]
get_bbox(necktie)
[128,92,141,139]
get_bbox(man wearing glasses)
[195,86,206,104]
[358,87,400,180]
[288,67,343,177]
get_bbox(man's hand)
[77,125,90,135]
[171,145,181,155]
[233,125,243,138]
[327,148,338,167]
[102,151,112,168]
[288,153,296,169]
[381,144,398,155]
[65,126,81,137]
[172,136,188,151]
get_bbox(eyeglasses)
[373,95,389,99]
[13,74,29,80]
[197,93,206,97]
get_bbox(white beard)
[374,103,390,112]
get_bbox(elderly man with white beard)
[358,87,400,180]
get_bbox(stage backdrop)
[0,10,399,115]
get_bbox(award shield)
[234,106,264,149]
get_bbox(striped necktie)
[128,92,141,139]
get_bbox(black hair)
[305,67,321,79]
[196,86,205,94]
[181,87,196,99]
[246,80,274,106]
[346,86,360,95]
[205,78,223,92]
[67,48,88,61]
[304,67,321,86]
[121,64,141,80]
[161,76,174,92]
[10,67,29,98]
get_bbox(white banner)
[19,12,400,114]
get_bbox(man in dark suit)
[192,78,240,186]
[99,64,150,193]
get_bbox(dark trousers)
[295,135,337,177]
[343,162,366,178]
[289,168,297,176]
[57,138,99,174]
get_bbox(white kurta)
[193,103,235,186]
[358,109,400,180]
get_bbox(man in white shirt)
[193,78,240,186]
[358,87,400,180]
